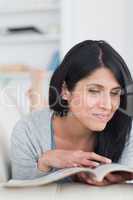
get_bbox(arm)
[75,128,133,186]
[118,127,133,167]
[10,120,51,180]
[10,115,112,181]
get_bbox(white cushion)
[0,85,20,182]
[0,125,10,182]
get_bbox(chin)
[91,124,107,131]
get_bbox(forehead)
[78,68,121,88]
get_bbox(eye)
[111,90,122,96]
[88,89,100,94]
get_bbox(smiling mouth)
[92,114,110,122]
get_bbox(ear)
[61,82,71,101]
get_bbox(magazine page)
[94,163,133,182]
[2,163,133,187]
[1,167,95,187]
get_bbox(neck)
[52,112,95,150]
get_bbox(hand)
[73,171,133,186]
[37,149,111,172]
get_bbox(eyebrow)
[87,84,121,90]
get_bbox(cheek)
[112,97,121,111]
[69,95,98,119]
[70,94,98,110]
[82,95,100,110]
[70,95,82,107]
[85,97,98,108]
[69,96,108,131]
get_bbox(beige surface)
[0,183,58,200]
[57,183,133,200]
[0,183,133,200]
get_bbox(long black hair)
[49,40,133,162]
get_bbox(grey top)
[11,108,53,180]
[10,108,133,180]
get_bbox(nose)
[99,93,112,110]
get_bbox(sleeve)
[118,128,133,167]
[10,119,50,180]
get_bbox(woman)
[11,40,133,186]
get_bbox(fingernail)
[87,179,94,184]
[73,163,78,167]
[95,162,100,166]
[106,159,112,163]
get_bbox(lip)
[92,113,110,122]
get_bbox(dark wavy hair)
[49,40,133,162]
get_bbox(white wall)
[125,0,133,72]
[0,0,60,68]
[60,0,73,58]
[61,0,133,75]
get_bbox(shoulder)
[118,123,133,166]
[14,107,53,130]
[11,108,53,149]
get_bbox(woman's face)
[64,67,122,131]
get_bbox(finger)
[74,173,88,184]
[76,173,107,186]
[85,152,112,164]
[86,178,110,186]
[78,172,89,179]
[76,173,110,186]
[105,173,124,183]
[80,158,100,168]
[78,173,94,185]
[131,173,133,179]
[110,172,133,182]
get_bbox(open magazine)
[1,163,133,187]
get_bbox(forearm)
[37,150,53,172]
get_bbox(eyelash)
[88,89,99,94]
[88,89,121,96]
